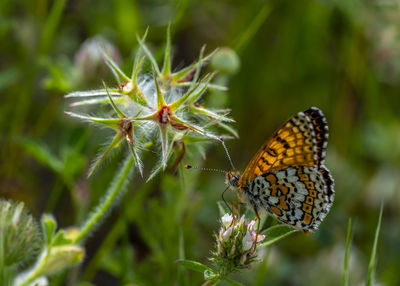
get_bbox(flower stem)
[17,249,49,286]
[74,156,134,244]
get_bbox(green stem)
[74,156,134,244]
[342,218,352,286]
[366,204,383,286]
[45,176,64,212]
[17,249,50,286]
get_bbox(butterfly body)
[227,107,334,231]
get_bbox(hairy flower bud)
[0,199,42,267]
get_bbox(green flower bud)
[211,47,240,74]
[35,245,84,276]
[0,199,42,267]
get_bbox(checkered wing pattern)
[245,166,334,231]
[238,107,328,187]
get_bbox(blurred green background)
[1,0,400,285]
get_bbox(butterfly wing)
[238,107,328,187]
[304,107,329,166]
[247,165,334,231]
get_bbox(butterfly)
[226,107,334,232]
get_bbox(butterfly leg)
[235,202,241,219]
[255,211,261,234]
[252,210,261,251]
[229,201,241,227]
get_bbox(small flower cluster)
[211,213,265,276]
[65,27,235,179]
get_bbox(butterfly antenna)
[219,137,236,172]
[184,165,227,174]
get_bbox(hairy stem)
[74,156,134,244]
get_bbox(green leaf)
[204,269,219,281]
[176,82,228,91]
[38,0,66,54]
[65,89,121,98]
[215,122,239,138]
[189,105,235,122]
[87,133,123,178]
[171,47,218,83]
[61,142,87,180]
[171,115,217,140]
[52,230,73,246]
[131,55,145,84]
[342,218,352,286]
[103,81,127,118]
[161,24,172,76]
[233,4,272,54]
[101,49,130,82]
[18,138,63,173]
[366,203,383,286]
[146,140,174,182]
[257,225,298,248]
[65,112,120,129]
[175,259,213,273]
[217,201,231,217]
[224,277,245,286]
[183,135,213,144]
[137,28,161,76]
[179,228,185,261]
[169,73,214,112]
[186,72,216,105]
[128,141,143,177]
[190,45,206,88]
[69,96,125,107]
[177,228,188,286]
[41,214,57,244]
[153,65,166,109]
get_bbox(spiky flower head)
[0,199,42,267]
[211,213,265,277]
[66,26,235,180]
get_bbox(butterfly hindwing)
[245,166,333,231]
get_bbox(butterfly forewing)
[304,107,329,166]
[239,107,328,187]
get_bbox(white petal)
[223,226,233,242]
[221,213,233,228]
[242,231,253,251]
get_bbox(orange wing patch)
[239,108,328,187]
